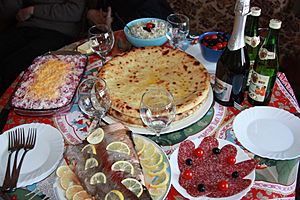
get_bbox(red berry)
[194,147,204,157]
[211,34,218,40]
[204,35,210,40]
[227,156,236,165]
[146,22,154,29]
[182,170,193,180]
[216,42,223,50]
[217,180,229,191]
[211,46,218,50]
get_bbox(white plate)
[54,134,171,200]
[103,86,213,135]
[169,138,255,200]
[233,106,300,160]
[0,123,64,188]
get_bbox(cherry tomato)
[211,46,218,50]
[211,34,218,40]
[203,42,208,46]
[216,42,223,50]
[222,41,228,47]
[146,22,154,29]
[204,35,210,40]
[182,170,193,180]
[11,195,17,200]
[194,147,204,157]
[227,156,236,165]
[217,180,229,191]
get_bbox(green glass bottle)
[248,19,282,105]
[245,7,261,88]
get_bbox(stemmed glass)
[88,24,115,63]
[166,13,190,48]
[139,88,176,145]
[77,77,111,127]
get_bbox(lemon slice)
[148,185,167,197]
[60,173,80,190]
[85,157,99,170]
[90,172,106,185]
[87,127,105,144]
[56,165,73,178]
[147,162,168,177]
[141,152,163,170]
[81,144,97,155]
[121,178,143,197]
[65,185,83,200]
[73,190,92,200]
[105,190,124,200]
[106,142,130,155]
[140,143,156,161]
[150,171,169,188]
[111,161,134,175]
[133,137,146,155]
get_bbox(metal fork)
[1,130,17,191]
[11,128,37,189]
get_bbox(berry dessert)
[178,136,257,198]
[200,32,229,51]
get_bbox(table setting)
[0,8,300,200]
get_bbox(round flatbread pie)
[98,46,210,119]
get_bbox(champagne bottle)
[248,19,282,105]
[245,7,261,88]
[213,0,250,107]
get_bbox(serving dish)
[10,53,87,116]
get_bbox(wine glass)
[139,88,176,145]
[166,13,190,48]
[77,77,111,127]
[88,24,115,63]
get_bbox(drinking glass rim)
[167,13,189,25]
[78,77,108,94]
[88,24,113,36]
[140,88,175,109]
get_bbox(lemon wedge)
[106,141,130,155]
[65,185,83,200]
[147,162,168,177]
[150,171,169,188]
[81,144,97,155]
[105,190,124,200]
[121,178,143,197]
[90,172,106,185]
[87,127,105,144]
[111,160,134,175]
[85,157,99,170]
[73,190,92,200]
[133,137,146,155]
[60,173,80,190]
[140,143,156,161]
[56,165,73,178]
[141,152,163,170]
[148,185,167,198]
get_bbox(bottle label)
[246,60,255,86]
[245,36,260,48]
[214,78,232,102]
[248,70,270,102]
[259,47,276,60]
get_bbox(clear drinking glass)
[166,13,190,48]
[77,78,111,125]
[88,24,115,63]
[139,88,176,145]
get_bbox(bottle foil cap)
[269,19,282,29]
[250,7,261,16]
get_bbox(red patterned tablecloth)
[0,32,299,199]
